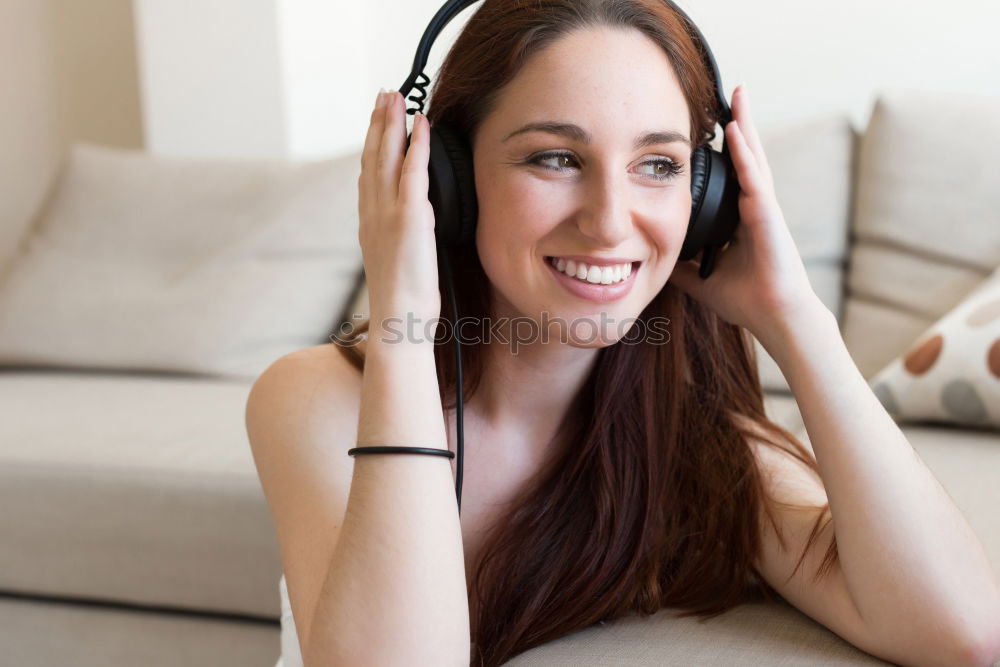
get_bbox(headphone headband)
[398,0,732,127]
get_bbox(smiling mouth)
[544,256,640,285]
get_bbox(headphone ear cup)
[425,122,478,247]
[682,146,712,262]
[679,144,741,275]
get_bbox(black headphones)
[399,0,741,280]
[379,0,740,513]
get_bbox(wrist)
[366,334,438,359]
[756,298,838,365]
[366,311,440,350]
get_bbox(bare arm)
[761,301,1000,666]
[246,340,469,667]
[304,337,469,665]
[254,89,470,665]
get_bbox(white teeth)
[548,257,634,285]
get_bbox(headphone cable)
[439,246,464,515]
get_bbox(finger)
[360,90,388,223]
[377,91,407,203]
[399,113,431,208]
[726,120,766,198]
[732,85,772,181]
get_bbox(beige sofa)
[1,87,997,666]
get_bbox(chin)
[527,305,642,348]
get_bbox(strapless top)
[276,573,304,667]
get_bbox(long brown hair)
[337,1,839,664]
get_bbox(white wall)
[328,0,1000,158]
[133,0,287,159]
[132,0,467,160]
[686,0,1000,128]
[0,0,62,278]
[51,0,143,152]
[0,0,143,279]
[22,0,1000,164]
[276,0,370,158]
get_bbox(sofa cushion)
[504,422,1000,666]
[0,596,279,667]
[841,88,1000,379]
[869,264,1000,428]
[506,596,888,665]
[0,371,282,618]
[0,143,362,381]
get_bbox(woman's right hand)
[358,89,441,346]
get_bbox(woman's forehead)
[484,27,690,138]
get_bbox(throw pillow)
[0,143,363,380]
[869,265,1000,429]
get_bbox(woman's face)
[472,25,693,348]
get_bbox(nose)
[576,166,632,248]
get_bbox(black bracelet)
[348,446,455,459]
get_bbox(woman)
[247,1,1000,666]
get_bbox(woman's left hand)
[667,84,827,348]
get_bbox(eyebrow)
[502,121,691,149]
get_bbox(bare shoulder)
[280,340,366,378]
[243,342,366,656]
[246,343,365,454]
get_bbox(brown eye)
[637,158,685,181]
[528,151,579,172]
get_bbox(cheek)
[481,172,573,226]
[476,173,571,255]
[648,191,693,251]
[473,179,568,307]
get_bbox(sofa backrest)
[0,143,363,380]
[840,88,1000,379]
[750,112,856,392]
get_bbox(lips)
[544,254,639,304]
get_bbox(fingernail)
[376,87,387,108]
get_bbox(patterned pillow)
[869,265,1000,429]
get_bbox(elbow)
[934,588,1000,667]
[942,613,1000,667]
[893,615,1000,667]
[961,625,1000,667]
[967,594,1000,667]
